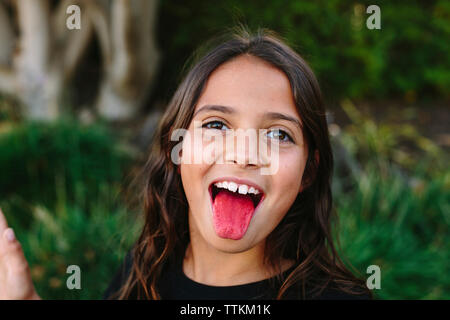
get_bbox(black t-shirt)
[103,251,369,300]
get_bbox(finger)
[0,207,9,234]
[2,228,29,275]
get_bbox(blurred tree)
[0,0,160,121]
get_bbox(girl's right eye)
[202,120,229,130]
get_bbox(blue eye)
[202,120,229,130]
[266,129,293,142]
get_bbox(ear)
[299,149,319,193]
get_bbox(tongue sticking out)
[212,189,256,240]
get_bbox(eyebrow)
[193,104,235,117]
[264,112,303,130]
[193,104,302,130]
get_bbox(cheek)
[180,138,201,201]
[275,150,306,193]
[180,163,206,201]
[179,131,213,209]
[264,150,306,221]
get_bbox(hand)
[0,207,41,300]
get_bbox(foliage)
[157,0,450,102]
[0,118,134,226]
[338,99,446,174]
[16,201,141,299]
[0,117,141,299]
[336,168,449,299]
[332,101,449,299]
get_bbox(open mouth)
[210,183,264,207]
[209,180,264,240]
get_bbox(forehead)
[195,55,298,117]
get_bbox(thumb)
[0,227,40,300]
[2,228,30,276]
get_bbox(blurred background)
[0,0,448,299]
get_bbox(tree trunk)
[0,0,160,122]
[0,2,14,66]
[15,0,62,120]
[95,0,160,120]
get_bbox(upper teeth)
[214,181,260,195]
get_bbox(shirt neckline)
[173,258,297,296]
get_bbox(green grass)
[335,167,449,299]
[0,119,132,215]
[17,199,141,299]
[332,101,449,299]
[0,119,141,299]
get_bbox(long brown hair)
[114,26,370,299]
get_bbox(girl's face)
[180,54,309,253]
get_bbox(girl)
[0,27,370,300]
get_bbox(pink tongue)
[212,189,255,240]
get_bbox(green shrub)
[0,119,133,229]
[332,100,449,299]
[17,201,141,299]
[0,119,140,299]
[157,0,449,101]
[336,168,449,299]
[338,99,446,175]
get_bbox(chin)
[210,238,256,254]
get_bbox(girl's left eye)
[202,120,229,130]
[266,129,293,142]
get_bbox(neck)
[183,240,270,287]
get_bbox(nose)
[225,158,259,169]
[223,129,262,169]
